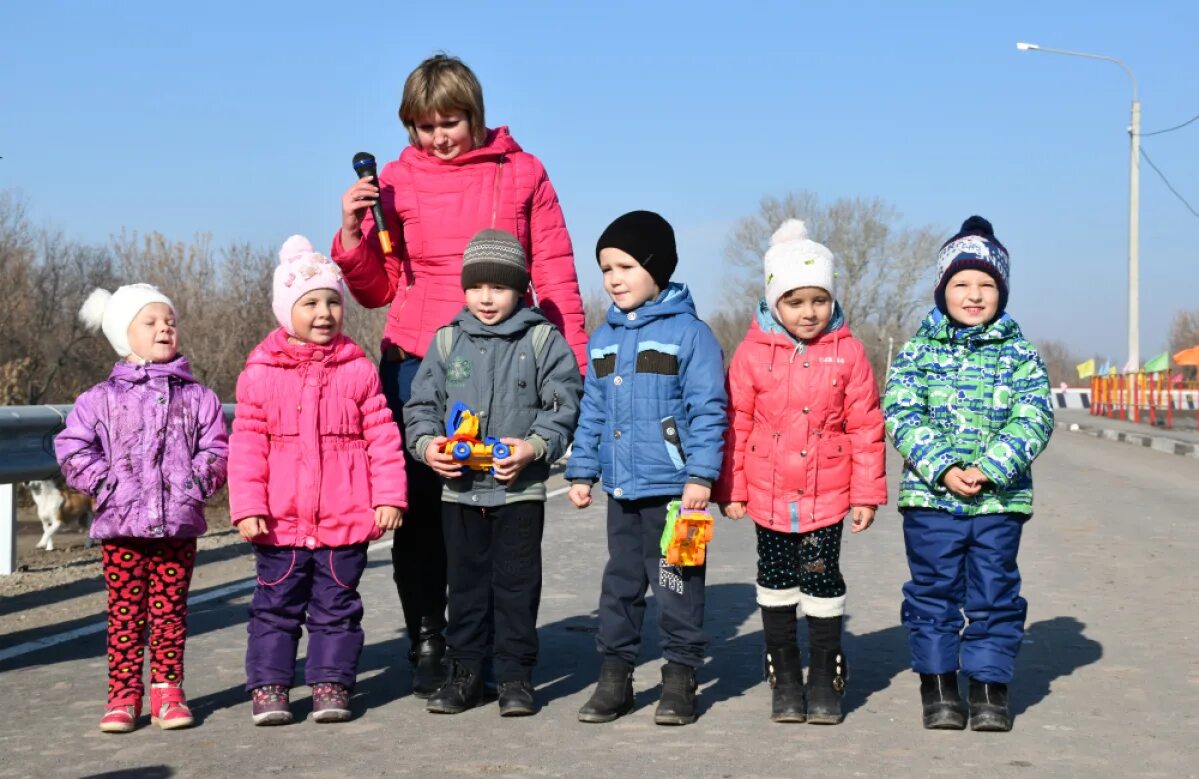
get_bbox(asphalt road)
[1,431,1195,778]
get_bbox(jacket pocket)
[172,473,206,505]
[660,416,686,471]
[95,474,119,510]
[318,440,372,528]
[816,434,852,502]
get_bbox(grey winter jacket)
[404,305,582,507]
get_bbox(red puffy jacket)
[715,316,886,533]
[330,127,587,370]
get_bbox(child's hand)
[850,506,876,533]
[341,178,379,236]
[961,467,990,489]
[682,483,711,511]
[237,516,268,541]
[425,436,464,480]
[568,483,592,508]
[492,438,535,484]
[721,502,747,520]
[375,505,403,531]
[942,466,981,498]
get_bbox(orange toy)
[660,503,714,567]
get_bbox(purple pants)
[245,544,368,691]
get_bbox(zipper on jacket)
[490,157,505,228]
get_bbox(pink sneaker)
[149,683,194,730]
[99,699,141,733]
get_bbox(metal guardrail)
[0,403,235,575]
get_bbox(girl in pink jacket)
[332,53,587,697]
[229,236,407,726]
[715,220,886,726]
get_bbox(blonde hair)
[399,54,487,148]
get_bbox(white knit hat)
[764,219,836,314]
[79,284,175,358]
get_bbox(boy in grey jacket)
[404,229,582,717]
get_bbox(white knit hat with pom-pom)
[79,284,175,358]
[763,219,836,314]
[272,234,346,335]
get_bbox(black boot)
[766,645,806,723]
[408,616,448,699]
[805,648,847,724]
[497,680,537,717]
[805,614,847,725]
[578,660,635,723]
[425,661,483,714]
[920,672,966,730]
[967,679,1011,732]
[654,662,697,726]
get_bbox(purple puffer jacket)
[55,356,228,540]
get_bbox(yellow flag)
[1076,358,1095,379]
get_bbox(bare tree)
[583,288,609,334]
[723,191,940,382]
[707,309,747,369]
[1169,308,1199,355]
[1036,339,1084,387]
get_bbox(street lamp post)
[1016,42,1141,369]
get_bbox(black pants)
[381,356,447,641]
[755,522,847,617]
[443,501,545,683]
[597,497,707,668]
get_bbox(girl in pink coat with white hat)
[714,219,887,726]
[228,236,407,726]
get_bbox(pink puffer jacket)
[228,329,407,548]
[330,127,588,370]
[715,314,886,534]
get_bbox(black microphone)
[352,152,393,255]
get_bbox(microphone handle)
[356,170,394,255]
[369,198,393,255]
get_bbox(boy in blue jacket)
[567,210,728,726]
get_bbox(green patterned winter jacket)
[883,311,1053,516]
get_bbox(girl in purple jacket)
[56,284,228,733]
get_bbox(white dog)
[25,478,94,551]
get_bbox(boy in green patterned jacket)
[883,216,1052,733]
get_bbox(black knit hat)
[595,210,678,290]
[461,229,529,292]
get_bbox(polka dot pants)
[755,522,846,599]
[101,538,196,704]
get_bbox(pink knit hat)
[272,235,347,335]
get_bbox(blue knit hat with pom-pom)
[934,216,1010,316]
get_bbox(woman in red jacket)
[715,220,886,726]
[332,54,586,697]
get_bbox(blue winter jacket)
[565,283,728,500]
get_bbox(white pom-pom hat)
[79,284,175,358]
[272,235,347,335]
[763,219,836,315]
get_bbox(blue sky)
[2,1,1196,360]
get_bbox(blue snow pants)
[900,509,1028,684]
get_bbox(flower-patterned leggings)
[101,538,197,704]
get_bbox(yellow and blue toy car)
[443,402,510,472]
